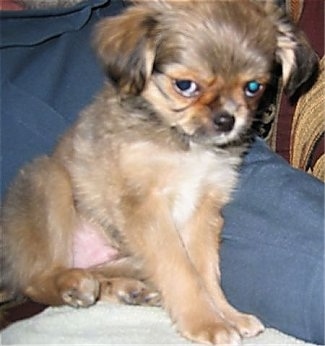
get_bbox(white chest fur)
[120,141,241,229]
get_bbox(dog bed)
[1,301,317,345]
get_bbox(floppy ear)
[94,7,159,95]
[272,9,319,99]
[283,31,319,100]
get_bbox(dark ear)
[94,7,159,95]
[271,7,319,100]
[284,31,319,101]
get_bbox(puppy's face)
[95,0,318,146]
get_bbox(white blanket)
[1,302,317,345]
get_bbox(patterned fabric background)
[260,0,324,181]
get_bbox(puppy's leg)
[183,193,264,338]
[121,195,240,345]
[1,157,99,307]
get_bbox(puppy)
[1,0,318,344]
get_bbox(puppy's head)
[95,0,318,146]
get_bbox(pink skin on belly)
[73,221,119,269]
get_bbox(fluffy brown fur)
[0,0,318,344]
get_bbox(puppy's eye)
[244,81,263,98]
[174,79,200,98]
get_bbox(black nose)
[213,112,235,132]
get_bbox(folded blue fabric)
[1,0,123,195]
[222,137,324,344]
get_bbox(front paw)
[180,316,241,345]
[229,312,265,338]
[56,269,100,308]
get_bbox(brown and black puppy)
[1,0,318,344]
